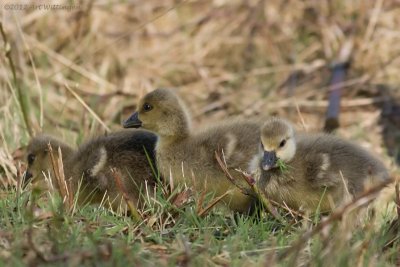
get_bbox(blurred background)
[1,0,400,186]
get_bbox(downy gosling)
[25,130,158,212]
[123,88,261,213]
[251,117,389,212]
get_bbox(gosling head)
[123,88,191,139]
[260,118,296,171]
[25,135,73,186]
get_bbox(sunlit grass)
[276,159,290,173]
[0,183,398,265]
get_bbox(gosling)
[123,88,261,213]
[25,130,158,212]
[250,117,389,212]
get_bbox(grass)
[276,159,290,173]
[1,0,400,266]
[0,185,398,266]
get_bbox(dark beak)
[22,171,33,188]
[262,151,277,171]
[123,112,142,128]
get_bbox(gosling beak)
[123,112,142,128]
[23,171,33,188]
[262,151,277,171]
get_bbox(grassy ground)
[1,0,400,266]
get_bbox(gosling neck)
[156,108,192,147]
[49,142,75,182]
[59,144,74,162]
[157,127,191,148]
[49,141,74,164]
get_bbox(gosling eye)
[279,139,286,148]
[143,103,153,112]
[27,154,35,165]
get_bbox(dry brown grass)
[1,1,399,142]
